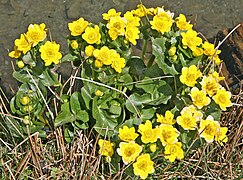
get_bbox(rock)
[216,22,243,87]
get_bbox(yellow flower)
[85,45,95,57]
[107,16,126,40]
[9,46,21,58]
[98,139,114,162]
[132,4,147,17]
[102,8,121,21]
[156,111,176,125]
[150,12,173,34]
[93,46,112,65]
[26,23,46,46]
[176,110,197,130]
[215,127,228,146]
[212,88,232,111]
[164,142,184,162]
[181,30,202,51]
[118,126,139,142]
[125,26,140,45]
[20,96,31,106]
[124,11,140,27]
[94,59,103,68]
[117,141,142,165]
[212,54,222,65]
[192,47,204,57]
[82,25,101,44]
[133,154,154,179]
[68,18,89,36]
[39,41,62,66]
[179,65,202,87]
[181,105,203,121]
[202,42,221,56]
[209,72,225,82]
[70,40,78,49]
[175,14,193,30]
[138,120,159,144]
[200,76,221,97]
[14,34,31,54]
[199,116,220,143]
[111,55,125,73]
[95,90,103,97]
[158,124,179,146]
[190,87,211,109]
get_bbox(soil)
[0,0,242,96]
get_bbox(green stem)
[147,55,155,68]
[142,38,148,61]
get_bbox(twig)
[26,70,54,120]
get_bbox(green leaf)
[76,110,89,122]
[74,121,89,129]
[39,68,60,87]
[64,127,74,143]
[126,93,151,113]
[141,108,156,120]
[22,52,36,66]
[70,92,81,114]
[127,56,146,77]
[205,102,222,121]
[152,38,178,75]
[92,96,117,136]
[109,105,122,116]
[118,74,133,90]
[55,111,76,127]
[61,53,77,63]
[13,70,30,83]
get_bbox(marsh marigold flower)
[68,18,89,36]
[82,25,101,44]
[181,30,202,51]
[93,46,112,65]
[177,110,197,130]
[39,41,62,66]
[212,88,232,111]
[102,8,121,21]
[85,45,95,57]
[215,127,228,146]
[181,105,203,121]
[133,154,154,179]
[111,53,125,73]
[9,46,21,58]
[150,12,173,34]
[14,34,31,54]
[175,14,193,30]
[70,40,78,49]
[156,111,176,125]
[118,126,138,142]
[98,139,114,162]
[164,142,184,162]
[124,11,140,27]
[158,124,179,146]
[202,42,221,57]
[200,76,220,97]
[190,87,211,109]
[192,47,204,57]
[132,4,147,17]
[26,23,46,46]
[107,16,126,40]
[117,142,142,164]
[138,120,159,144]
[125,26,140,45]
[179,65,202,87]
[199,116,220,143]
[210,72,225,82]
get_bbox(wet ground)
[0,0,242,95]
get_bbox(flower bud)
[168,47,176,56]
[150,143,157,153]
[94,59,103,68]
[20,96,30,105]
[70,40,78,49]
[17,61,25,68]
[95,90,103,97]
[85,45,95,57]
[23,116,32,125]
[23,105,33,112]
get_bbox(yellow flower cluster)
[9,23,47,58]
[103,8,141,45]
[93,46,125,73]
[199,115,228,145]
[180,65,232,111]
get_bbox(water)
[0,0,242,95]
